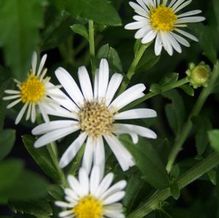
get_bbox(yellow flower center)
[150,6,177,31]
[79,102,113,138]
[73,195,103,218]
[20,74,46,103]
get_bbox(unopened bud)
[186,62,210,88]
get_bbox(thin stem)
[125,78,188,110]
[120,43,150,92]
[166,62,219,173]
[88,20,96,77]
[128,152,219,218]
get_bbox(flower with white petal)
[125,0,205,56]
[32,59,157,171]
[55,165,126,218]
[3,52,60,124]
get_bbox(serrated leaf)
[180,84,194,96]
[97,44,123,72]
[60,0,121,26]
[0,129,16,160]
[10,199,52,217]
[121,136,169,189]
[71,24,89,40]
[0,0,44,80]
[208,130,219,153]
[22,135,62,183]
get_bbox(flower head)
[32,59,157,171]
[125,0,205,56]
[3,52,59,124]
[186,62,210,88]
[55,165,126,218]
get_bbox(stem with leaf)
[128,152,219,218]
[166,62,219,173]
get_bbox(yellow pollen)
[79,102,113,138]
[73,195,103,218]
[20,73,45,103]
[150,6,177,31]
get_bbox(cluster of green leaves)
[0,0,219,217]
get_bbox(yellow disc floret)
[150,6,177,31]
[73,195,103,218]
[20,74,46,103]
[79,102,113,138]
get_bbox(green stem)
[166,62,219,173]
[120,43,150,92]
[125,78,188,110]
[88,20,96,77]
[128,152,219,218]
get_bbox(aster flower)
[32,59,157,171]
[3,52,59,124]
[125,0,205,56]
[55,165,126,218]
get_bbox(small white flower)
[125,0,205,56]
[3,52,60,124]
[55,165,126,218]
[32,59,157,171]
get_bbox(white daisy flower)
[3,52,60,124]
[55,165,126,218]
[32,59,157,171]
[125,0,205,56]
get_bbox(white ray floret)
[32,59,157,171]
[3,52,61,124]
[55,165,126,218]
[125,0,205,55]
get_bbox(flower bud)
[186,62,210,88]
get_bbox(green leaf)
[0,129,16,160]
[0,0,44,80]
[180,84,194,96]
[22,135,62,183]
[170,180,180,200]
[10,199,53,217]
[121,136,169,189]
[71,24,89,40]
[150,84,162,94]
[208,130,219,153]
[163,90,186,135]
[60,0,121,26]
[160,73,179,86]
[97,44,123,72]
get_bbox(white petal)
[141,30,157,44]
[113,123,157,139]
[114,108,157,120]
[125,21,145,30]
[103,191,126,205]
[67,175,83,198]
[15,103,28,124]
[64,187,79,202]
[6,99,21,109]
[176,16,205,24]
[59,132,87,168]
[105,73,123,106]
[55,67,84,107]
[32,120,79,135]
[31,103,36,123]
[38,104,50,123]
[177,10,202,18]
[104,203,124,218]
[167,33,182,53]
[129,2,148,17]
[82,137,94,174]
[97,59,109,101]
[94,137,105,178]
[34,126,78,148]
[95,173,114,198]
[175,28,198,41]
[154,34,162,56]
[31,52,37,75]
[4,89,20,94]
[90,165,101,195]
[55,201,73,208]
[78,168,89,196]
[135,27,150,39]
[171,32,190,47]
[59,210,73,217]
[37,54,47,76]
[160,32,173,56]
[104,135,134,171]
[78,66,93,101]
[26,104,32,121]
[3,95,20,100]
[109,84,145,112]
[172,0,188,11]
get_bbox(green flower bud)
[186,62,210,88]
